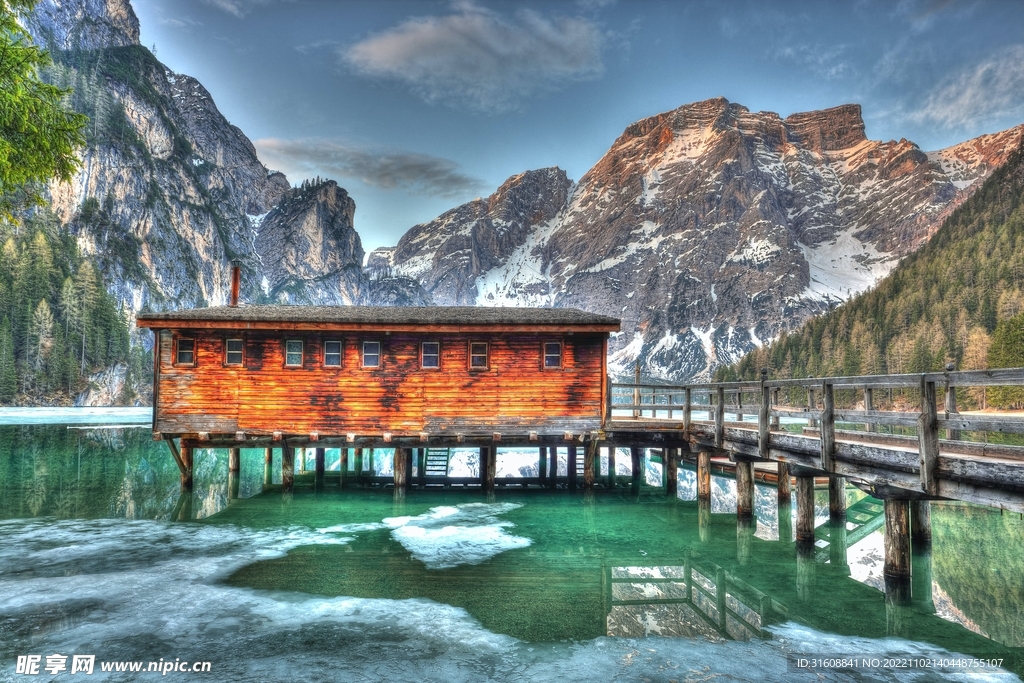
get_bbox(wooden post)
[393,447,408,493]
[736,388,744,423]
[864,386,874,433]
[480,447,495,493]
[683,387,692,432]
[715,387,725,448]
[698,498,710,542]
[736,460,753,521]
[778,502,792,544]
[807,386,817,428]
[353,448,364,484]
[339,448,349,488]
[416,448,425,487]
[828,476,846,523]
[884,499,911,580]
[607,447,616,488]
[796,541,816,602]
[228,447,240,500]
[630,447,642,491]
[945,363,960,441]
[770,388,780,431]
[263,447,273,490]
[820,381,835,472]
[666,447,678,497]
[538,447,547,486]
[314,447,325,492]
[368,448,376,479]
[633,361,641,419]
[567,445,578,490]
[487,446,496,491]
[583,441,596,491]
[697,450,711,503]
[918,376,939,495]
[758,369,769,458]
[180,444,193,490]
[548,446,558,488]
[829,518,849,574]
[715,568,728,632]
[282,446,294,493]
[911,541,935,614]
[605,376,613,424]
[911,500,931,551]
[795,474,815,544]
[777,461,790,503]
[737,517,752,566]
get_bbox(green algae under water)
[2,421,1024,680]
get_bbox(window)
[469,342,488,369]
[544,341,562,368]
[175,338,195,365]
[225,338,243,365]
[324,340,342,367]
[285,340,304,367]
[362,341,381,368]
[421,341,440,369]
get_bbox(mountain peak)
[23,0,140,50]
[784,104,866,153]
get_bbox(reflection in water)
[1,423,1023,679]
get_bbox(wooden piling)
[339,448,348,488]
[416,448,425,486]
[697,450,711,503]
[315,447,325,492]
[583,441,596,491]
[777,461,790,503]
[919,376,940,495]
[829,519,849,574]
[180,445,193,490]
[538,447,547,485]
[828,476,846,523]
[796,541,816,601]
[795,474,815,544]
[737,517,753,566]
[698,498,711,543]
[778,502,792,544]
[736,460,754,521]
[567,445,578,490]
[630,447,642,491]
[263,447,273,490]
[911,500,931,551]
[666,448,678,497]
[548,446,558,488]
[481,447,495,493]
[228,448,240,500]
[607,447,616,488]
[368,448,376,478]
[282,446,294,493]
[884,499,911,579]
[353,448,364,484]
[393,447,408,492]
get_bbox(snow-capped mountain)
[384,98,1024,380]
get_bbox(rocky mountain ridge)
[382,98,1024,380]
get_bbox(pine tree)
[0,317,16,401]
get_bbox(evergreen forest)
[717,141,1024,409]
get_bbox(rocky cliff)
[387,98,1024,380]
[27,0,366,323]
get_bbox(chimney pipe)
[229,265,241,307]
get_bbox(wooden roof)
[136,305,621,333]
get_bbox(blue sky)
[131,0,1024,253]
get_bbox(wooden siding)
[154,330,607,436]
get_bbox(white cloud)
[912,45,1024,129]
[202,0,287,19]
[254,138,486,199]
[342,2,604,112]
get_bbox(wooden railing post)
[864,386,874,433]
[737,388,744,422]
[770,388,780,431]
[807,385,818,428]
[758,369,769,458]
[633,361,641,419]
[715,386,725,448]
[605,376,613,425]
[683,387,692,432]
[820,381,835,472]
[944,363,960,441]
[919,375,939,495]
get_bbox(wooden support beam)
[630,447,642,491]
[884,499,911,579]
[394,447,408,491]
[918,376,940,495]
[315,447,325,492]
[180,444,193,490]
[481,447,495,493]
[683,387,692,432]
[795,474,815,544]
[353,447,364,484]
[567,445,578,490]
[777,461,791,503]
[736,460,753,521]
[607,446,616,489]
[698,498,710,543]
[229,447,240,474]
[166,439,186,475]
[778,502,792,544]
[416,448,425,487]
[820,381,835,472]
[737,517,752,566]
[697,450,711,503]
[666,447,678,497]
[829,476,847,523]
[282,446,294,493]
[539,446,547,485]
